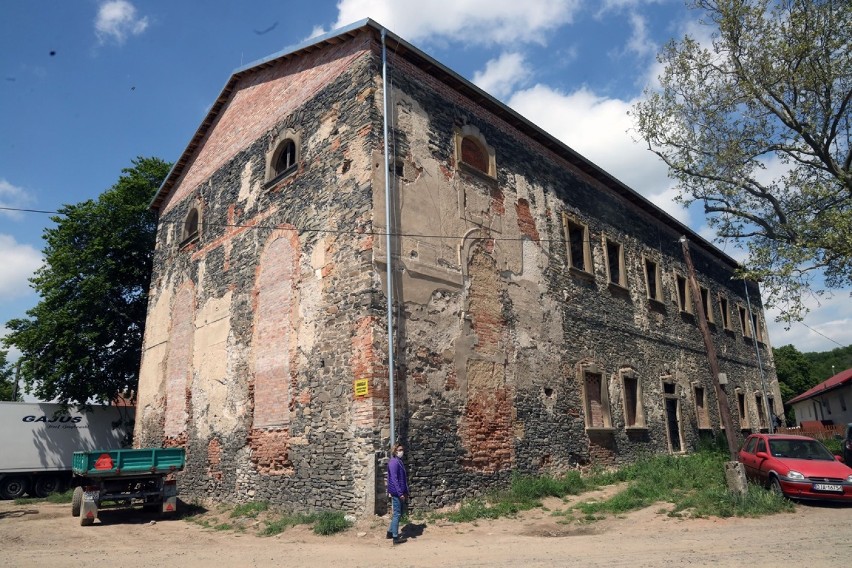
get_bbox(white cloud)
[0,179,35,220]
[0,235,42,300]
[506,84,680,210]
[95,1,149,45]
[472,52,531,99]
[624,12,656,58]
[326,0,581,45]
[765,292,852,353]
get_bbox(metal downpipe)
[381,29,396,450]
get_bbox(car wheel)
[0,476,29,500]
[71,486,83,517]
[34,475,62,498]
[769,476,785,498]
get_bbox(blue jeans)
[389,495,407,537]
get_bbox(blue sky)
[1,0,850,370]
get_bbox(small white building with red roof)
[788,368,852,427]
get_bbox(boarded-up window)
[461,136,488,173]
[583,370,611,428]
[694,385,710,429]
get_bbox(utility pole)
[680,237,739,461]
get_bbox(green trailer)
[71,448,185,526]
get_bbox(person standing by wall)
[386,443,410,545]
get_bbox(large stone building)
[134,20,782,515]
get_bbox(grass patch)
[260,512,319,536]
[439,441,794,524]
[312,511,351,535]
[575,447,794,518]
[230,501,269,518]
[14,489,74,505]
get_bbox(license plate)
[812,483,842,492]
[83,491,100,502]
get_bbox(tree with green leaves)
[632,0,851,322]
[0,349,22,401]
[3,157,171,406]
[772,344,817,402]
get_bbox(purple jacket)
[387,456,409,496]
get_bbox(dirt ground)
[1,487,850,568]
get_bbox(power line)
[796,320,847,348]
[0,206,60,214]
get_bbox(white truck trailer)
[0,402,133,499]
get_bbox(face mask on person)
[396,450,404,458]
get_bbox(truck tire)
[0,476,29,500]
[71,486,83,517]
[34,475,62,498]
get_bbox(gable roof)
[150,18,739,270]
[787,368,852,405]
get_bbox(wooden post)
[680,237,739,461]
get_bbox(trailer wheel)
[0,476,29,500]
[34,475,62,498]
[71,486,83,517]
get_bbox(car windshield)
[768,439,835,460]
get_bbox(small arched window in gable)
[265,135,300,187]
[181,207,200,246]
[275,139,297,177]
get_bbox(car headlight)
[787,470,805,480]
[846,475,852,483]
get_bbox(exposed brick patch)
[208,438,223,480]
[252,231,300,428]
[249,428,293,475]
[461,388,514,473]
[515,198,540,241]
[161,34,373,214]
[587,433,616,466]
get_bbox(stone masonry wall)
[373,47,782,509]
[136,35,388,514]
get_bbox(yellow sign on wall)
[354,378,369,397]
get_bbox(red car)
[737,433,852,502]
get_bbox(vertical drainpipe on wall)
[743,281,773,433]
[381,28,396,450]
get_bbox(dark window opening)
[182,208,199,245]
[624,376,638,427]
[663,382,676,395]
[676,274,690,312]
[645,259,661,301]
[719,296,730,329]
[606,239,624,286]
[566,220,588,272]
[275,139,297,175]
[700,287,713,321]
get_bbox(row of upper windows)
[563,212,765,343]
[177,127,491,247]
[581,365,773,433]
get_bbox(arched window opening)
[181,207,200,246]
[275,139,297,176]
